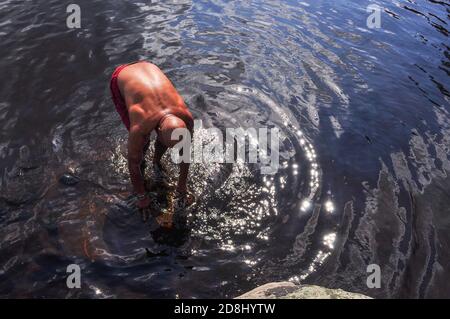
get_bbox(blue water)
[0,0,449,298]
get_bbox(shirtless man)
[110,61,194,220]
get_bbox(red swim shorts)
[110,61,144,131]
[110,64,131,131]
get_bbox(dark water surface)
[0,0,449,298]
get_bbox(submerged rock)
[235,281,372,299]
[59,173,80,186]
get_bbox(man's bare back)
[110,61,194,221]
[117,62,192,134]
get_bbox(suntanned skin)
[117,61,193,212]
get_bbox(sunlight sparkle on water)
[323,232,336,249]
[301,199,311,212]
[324,200,335,213]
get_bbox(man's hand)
[137,195,152,222]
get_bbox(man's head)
[157,114,187,148]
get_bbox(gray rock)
[235,281,372,299]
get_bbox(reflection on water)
[0,0,449,298]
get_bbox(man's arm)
[128,127,147,195]
[153,138,168,167]
[177,162,190,193]
[177,117,194,194]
